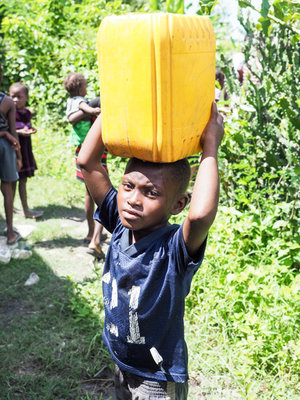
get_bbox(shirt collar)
[120,224,177,256]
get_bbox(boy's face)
[10,88,27,110]
[117,162,185,239]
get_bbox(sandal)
[7,232,21,245]
[83,236,92,244]
[86,246,105,260]
[25,210,44,219]
[3,227,19,236]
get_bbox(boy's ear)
[170,194,189,215]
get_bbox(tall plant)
[219,0,299,208]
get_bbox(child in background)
[0,64,22,244]
[64,72,106,259]
[78,102,224,399]
[215,68,228,102]
[9,82,43,219]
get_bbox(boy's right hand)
[200,102,224,153]
[92,107,101,115]
[5,132,20,151]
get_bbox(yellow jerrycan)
[97,13,215,162]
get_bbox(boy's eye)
[123,182,133,190]
[146,190,159,198]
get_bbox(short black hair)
[63,72,86,97]
[125,157,191,194]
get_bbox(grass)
[0,248,113,399]
[0,123,299,399]
[0,123,115,398]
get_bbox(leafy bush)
[218,1,299,210]
[0,0,132,125]
[185,205,299,396]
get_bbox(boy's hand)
[5,132,20,151]
[200,102,224,153]
[17,128,36,136]
[91,107,101,115]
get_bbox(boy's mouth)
[122,209,141,219]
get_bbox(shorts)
[114,364,188,400]
[0,137,19,182]
[75,145,107,183]
[187,154,199,168]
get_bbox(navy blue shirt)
[94,187,206,382]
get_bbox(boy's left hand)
[200,102,224,152]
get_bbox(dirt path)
[1,208,110,282]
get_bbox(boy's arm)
[6,97,17,139]
[183,102,224,257]
[79,101,101,116]
[77,115,112,206]
[68,110,86,124]
[0,131,20,151]
[6,97,22,165]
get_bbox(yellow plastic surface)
[97,13,215,162]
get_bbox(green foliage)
[0,0,133,125]
[185,204,299,397]
[166,0,184,14]
[218,1,299,225]
[196,0,218,16]
[0,0,299,398]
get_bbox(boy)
[0,65,22,244]
[78,102,224,399]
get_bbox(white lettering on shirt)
[127,286,145,344]
[110,278,118,309]
[107,322,119,337]
[102,271,111,284]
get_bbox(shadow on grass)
[0,251,114,400]
[28,204,86,222]
[36,236,87,249]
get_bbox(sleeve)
[171,224,207,274]
[26,109,32,129]
[93,186,120,234]
[66,97,88,117]
[15,110,32,130]
[15,120,24,130]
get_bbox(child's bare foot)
[24,210,44,219]
[7,231,21,245]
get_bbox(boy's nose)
[127,190,142,207]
